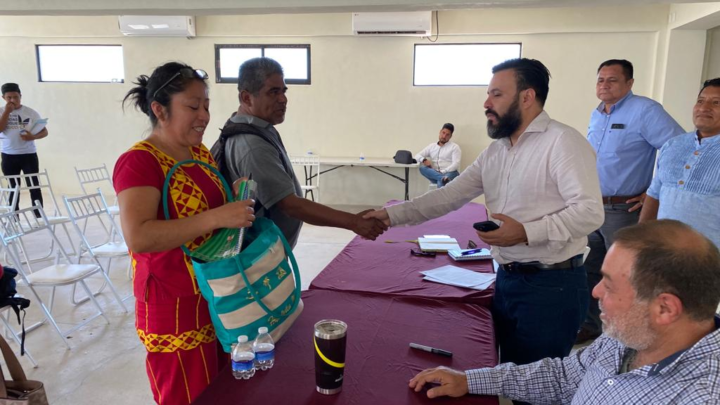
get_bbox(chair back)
[75,164,114,198]
[0,206,73,278]
[0,170,63,217]
[290,155,321,187]
[63,192,123,251]
[0,186,18,214]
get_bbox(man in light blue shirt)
[579,60,684,344]
[641,78,720,248]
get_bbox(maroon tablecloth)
[310,202,495,306]
[193,290,498,405]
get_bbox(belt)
[500,254,584,273]
[602,196,634,205]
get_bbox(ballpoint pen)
[409,342,453,357]
[461,248,486,256]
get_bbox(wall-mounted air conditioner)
[118,16,196,37]
[352,11,432,36]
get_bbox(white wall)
[661,29,707,130]
[0,5,706,205]
[704,27,720,80]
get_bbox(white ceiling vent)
[118,16,196,37]
[352,11,432,36]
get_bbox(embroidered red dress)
[113,141,226,405]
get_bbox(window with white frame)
[215,44,311,85]
[414,43,522,86]
[36,45,124,83]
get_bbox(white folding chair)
[64,192,132,306]
[0,186,19,215]
[75,165,121,237]
[75,164,118,214]
[0,205,126,349]
[290,155,321,202]
[0,170,77,261]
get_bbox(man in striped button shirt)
[409,220,720,404]
[640,78,720,248]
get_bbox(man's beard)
[599,300,657,351]
[486,97,522,140]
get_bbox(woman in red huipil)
[114,62,255,405]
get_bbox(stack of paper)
[420,265,496,291]
[25,118,48,135]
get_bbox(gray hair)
[237,57,284,96]
[614,220,720,321]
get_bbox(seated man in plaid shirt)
[410,219,720,404]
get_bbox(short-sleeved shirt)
[587,92,684,196]
[647,131,720,248]
[113,141,227,302]
[0,105,41,155]
[221,114,303,248]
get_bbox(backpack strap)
[210,120,293,214]
[210,121,291,183]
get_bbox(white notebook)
[418,237,461,252]
[448,248,492,262]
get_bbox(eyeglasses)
[410,248,436,257]
[152,68,209,100]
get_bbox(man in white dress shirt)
[365,59,603,404]
[415,123,462,188]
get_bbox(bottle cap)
[238,335,248,343]
[258,327,268,334]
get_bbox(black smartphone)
[473,221,500,232]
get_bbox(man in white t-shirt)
[415,123,462,188]
[0,83,48,214]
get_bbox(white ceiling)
[0,0,716,16]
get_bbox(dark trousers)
[1,153,43,215]
[491,263,588,405]
[582,203,639,334]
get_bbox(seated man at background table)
[409,220,720,405]
[639,78,720,249]
[415,123,462,188]
[211,57,387,247]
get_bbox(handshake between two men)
[362,208,527,247]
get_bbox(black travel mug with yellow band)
[314,319,347,395]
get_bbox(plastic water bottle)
[359,152,365,161]
[232,335,256,379]
[253,327,275,370]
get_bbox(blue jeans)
[582,203,639,334]
[419,165,459,188]
[492,262,589,367]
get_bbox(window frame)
[413,42,523,87]
[35,44,125,84]
[214,44,311,85]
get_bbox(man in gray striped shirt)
[409,220,720,404]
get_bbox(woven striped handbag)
[163,160,303,352]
